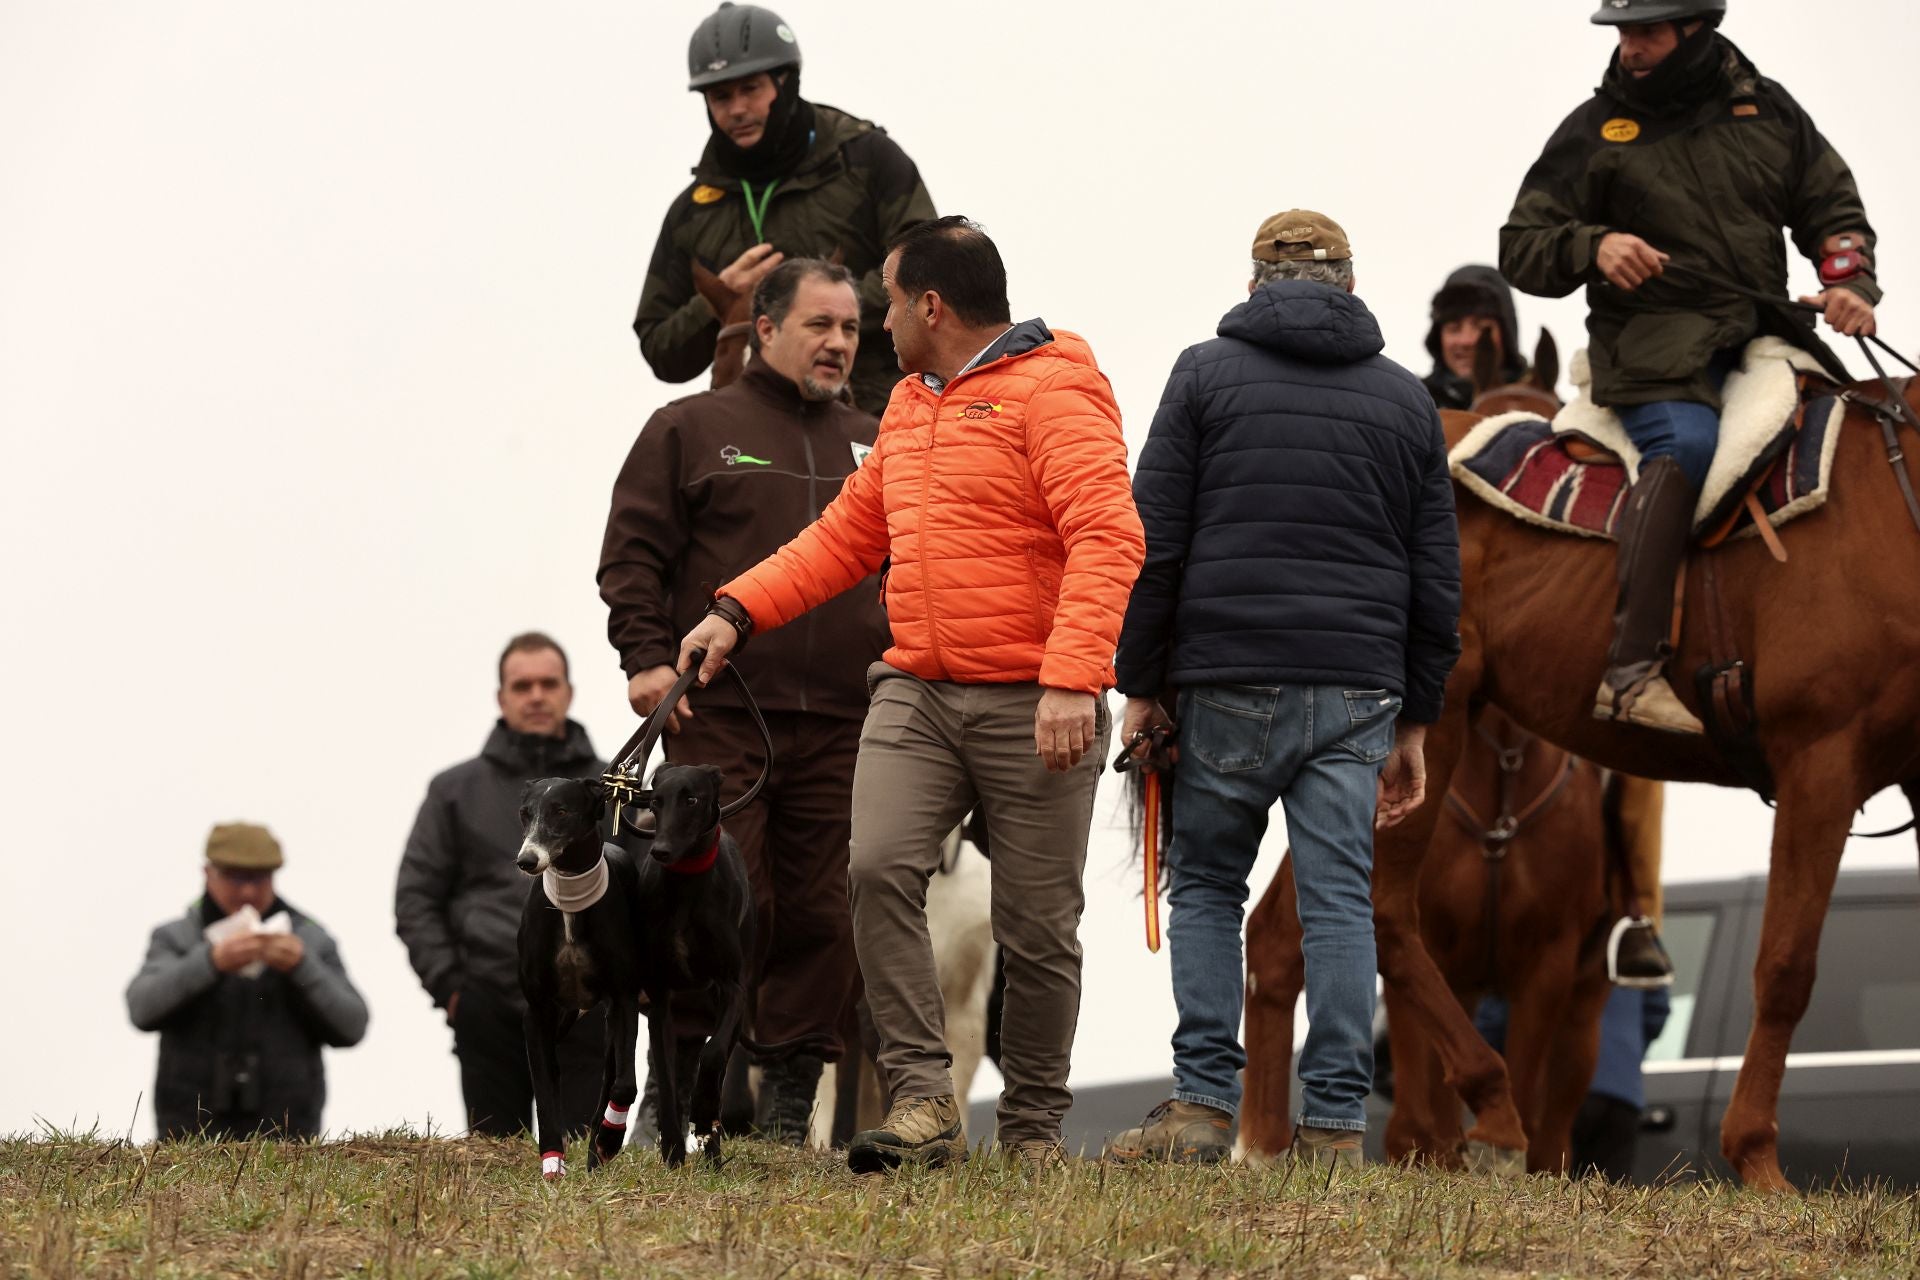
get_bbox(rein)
[601,651,776,836]
[1443,718,1578,984]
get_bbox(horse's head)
[1469,329,1563,418]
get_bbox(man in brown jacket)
[600,257,890,1138]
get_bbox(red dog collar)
[663,828,721,876]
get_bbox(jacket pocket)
[1337,689,1402,764]
[1186,684,1278,774]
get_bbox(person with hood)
[1500,0,1879,738]
[1105,212,1461,1168]
[1422,265,1526,410]
[678,216,1145,1173]
[128,823,368,1140]
[635,3,936,415]
[394,632,608,1137]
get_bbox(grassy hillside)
[4,1133,1917,1278]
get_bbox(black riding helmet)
[1590,0,1726,24]
[688,3,801,91]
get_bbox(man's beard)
[799,373,845,401]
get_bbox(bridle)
[599,652,774,839]
[1443,716,1578,984]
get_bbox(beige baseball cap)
[1252,210,1352,263]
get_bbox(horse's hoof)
[1463,1141,1526,1178]
[661,1143,688,1168]
[540,1152,566,1180]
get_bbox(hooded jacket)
[1422,265,1526,411]
[720,320,1145,694]
[599,359,890,721]
[394,720,605,1010]
[635,103,936,415]
[127,896,367,1139]
[1115,281,1462,723]
[1500,36,1878,409]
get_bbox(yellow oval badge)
[1601,118,1641,143]
[692,184,726,205]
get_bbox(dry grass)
[3,1131,1918,1278]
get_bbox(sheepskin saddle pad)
[1449,337,1843,543]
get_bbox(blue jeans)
[1166,682,1400,1131]
[1615,349,1738,490]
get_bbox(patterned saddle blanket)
[1449,338,1844,542]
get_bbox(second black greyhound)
[626,762,838,1166]
[515,777,649,1179]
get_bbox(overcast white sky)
[2,1,1915,1140]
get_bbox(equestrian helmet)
[1590,0,1727,24]
[688,3,801,91]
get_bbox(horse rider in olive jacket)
[635,3,936,415]
[1499,0,1879,982]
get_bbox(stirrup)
[1608,916,1675,990]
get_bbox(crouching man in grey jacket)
[127,823,368,1140]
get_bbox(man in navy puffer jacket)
[1107,211,1461,1168]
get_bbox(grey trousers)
[849,663,1110,1144]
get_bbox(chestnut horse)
[1240,336,1626,1173]
[1324,369,1920,1191]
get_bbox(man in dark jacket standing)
[395,633,607,1137]
[603,258,890,1138]
[1421,265,1528,411]
[1500,0,1879,734]
[636,3,935,415]
[128,823,368,1140]
[1106,212,1461,1169]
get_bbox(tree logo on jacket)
[957,401,1004,420]
[720,445,772,466]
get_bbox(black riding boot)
[754,1054,825,1145]
[1593,456,1706,735]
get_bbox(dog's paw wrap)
[541,1151,566,1179]
[603,1103,630,1130]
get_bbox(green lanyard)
[740,179,779,244]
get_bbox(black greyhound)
[514,777,649,1179]
[621,762,838,1166]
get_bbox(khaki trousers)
[849,663,1110,1144]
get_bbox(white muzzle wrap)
[542,855,610,913]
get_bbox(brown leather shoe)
[1104,1100,1232,1164]
[847,1095,967,1174]
[1291,1123,1365,1170]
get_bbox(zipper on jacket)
[917,384,945,678]
[799,422,818,714]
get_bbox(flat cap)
[1253,209,1352,263]
[206,822,283,871]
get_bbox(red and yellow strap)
[1143,771,1162,953]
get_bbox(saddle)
[1450,337,1845,552]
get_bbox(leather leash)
[1114,724,1175,953]
[602,651,775,834]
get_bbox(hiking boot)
[1006,1138,1068,1171]
[1104,1100,1232,1164]
[1291,1124,1365,1170]
[846,1095,967,1174]
[1594,456,1706,736]
[753,1054,824,1146]
[1609,916,1676,989]
[1594,673,1706,735]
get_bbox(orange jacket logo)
[1601,118,1641,143]
[958,401,1004,420]
[692,185,727,205]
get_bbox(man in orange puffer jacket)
[681,216,1144,1172]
